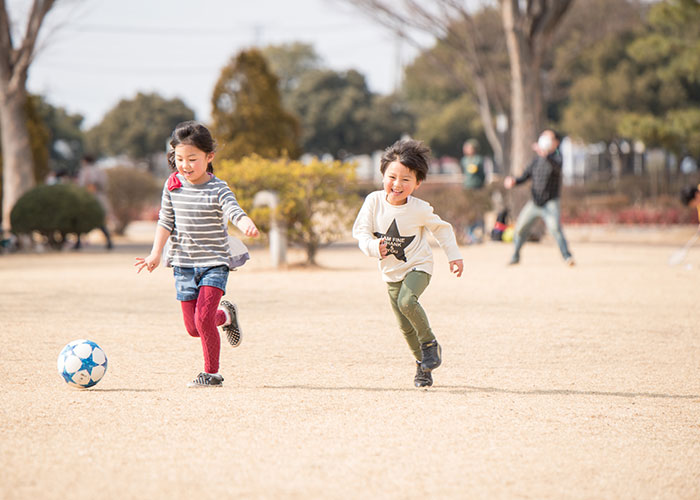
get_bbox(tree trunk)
[305,241,317,266]
[501,1,542,177]
[0,0,56,233]
[1,88,35,230]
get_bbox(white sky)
[20,0,436,128]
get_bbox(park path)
[1,227,698,499]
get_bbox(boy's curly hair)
[379,139,431,182]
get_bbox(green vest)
[461,154,485,189]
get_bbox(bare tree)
[0,0,57,232]
[344,0,573,175]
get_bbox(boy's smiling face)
[383,160,421,206]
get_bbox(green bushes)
[10,184,104,249]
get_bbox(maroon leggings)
[180,286,227,374]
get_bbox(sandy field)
[1,223,699,499]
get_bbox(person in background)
[75,155,113,250]
[503,129,574,266]
[460,139,487,244]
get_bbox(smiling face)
[174,144,214,185]
[382,161,421,206]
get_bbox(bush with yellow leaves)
[216,155,361,265]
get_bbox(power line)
[63,22,361,36]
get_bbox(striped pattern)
[157,174,247,269]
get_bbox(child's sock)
[217,306,231,326]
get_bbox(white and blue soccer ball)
[57,339,108,388]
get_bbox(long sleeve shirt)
[157,173,248,269]
[352,191,462,282]
[514,150,563,206]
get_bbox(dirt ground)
[1,223,699,500]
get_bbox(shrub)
[217,155,361,265]
[105,166,161,235]
[416,183,494,244]
[10,184,104,249]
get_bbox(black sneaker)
[420,340,442,371]
[219,300,242,347]
[187,372,224,388]
[414,361,433,388]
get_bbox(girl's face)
[382,161,420,206]
[174,144,214,185]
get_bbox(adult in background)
[460,139,488,244]
[503,129,574,266]
[75,155,113,250]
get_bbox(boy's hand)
[238,216,260,238]
[378,238,388,258]
[449,259,463,277]
[135,253,160,273]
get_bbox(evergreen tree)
[211,49,301,161]
[562,0,700,157]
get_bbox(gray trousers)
[513,199,572,260]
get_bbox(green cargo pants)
[386,270,435,361]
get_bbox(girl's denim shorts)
[173,265,229,301]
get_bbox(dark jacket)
[514,150,563,206]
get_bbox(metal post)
[253,190,287,268]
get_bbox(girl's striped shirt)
[157,173,248,269]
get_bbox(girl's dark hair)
[379,139,431,182]
[167,121,217,173]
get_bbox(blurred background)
[1,0,699,257]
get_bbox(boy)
[353,139,463,388]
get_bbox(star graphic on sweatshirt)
[373,219,415,262]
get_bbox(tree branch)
[8,0,56,93]
[0,0,14,92]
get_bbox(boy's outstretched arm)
[135,225,170,273]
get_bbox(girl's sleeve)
[157,183,175,233]
[423,204,462,262]
[352,195,382,259]
[218,185,247,225]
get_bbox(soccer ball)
[57,339,108,388]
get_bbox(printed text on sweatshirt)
[352,191,462,282]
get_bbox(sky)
[19,0,436,128]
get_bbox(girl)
[135,121,259,387]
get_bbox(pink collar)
[167,172,214,191]
[166,172,182,191]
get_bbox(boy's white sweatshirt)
[352,191,462,282]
